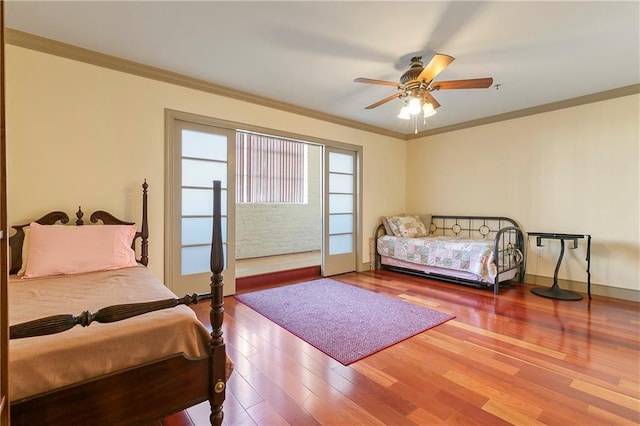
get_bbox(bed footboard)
[10,355,212,426]
[375,215,526,295]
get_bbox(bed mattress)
[9,266,211,402]
[377,235,499,283]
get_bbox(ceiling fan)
[354,54,493,119]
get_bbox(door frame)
[165,109,364,294]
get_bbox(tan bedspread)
[9,266,212,402]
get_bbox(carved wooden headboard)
[9,181,149,274]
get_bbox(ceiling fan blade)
[354,77,399,87]
[417,54,454,83]
[431,78,494,90]
[364,93,402,109]
[423,91,441,109]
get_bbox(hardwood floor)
[172,270,640,425]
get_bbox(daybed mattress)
[9,266,211,401]
[377,235,500,283]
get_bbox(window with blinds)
[236,132,308,204]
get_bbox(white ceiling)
[5,1,640,137]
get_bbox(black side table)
[528,232,592,301]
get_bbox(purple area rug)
[234,278,455,365]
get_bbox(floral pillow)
[385,215,429,238]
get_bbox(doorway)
[235,136,322,279]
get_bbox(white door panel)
[166,118,235,296]
[323,147,358,276]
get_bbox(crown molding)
[408,83,640,139]
[5,28,405,140]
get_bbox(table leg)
[531,239,583,300]
[586,235,591,299]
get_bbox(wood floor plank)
[387,380,458,422]
[300,392,383,426]
[245,400,289,426]
[449,320,568,359]
[240,367,321,426]
[225,370,264,412]
[348,361,397,388]
[244,352,314,406]
[482,399,546,426]
[434,388,511,425]
[584,404,640,426]
[619,377,640,394]
[329,364,417,420]
[570,379,640,412]
[406,407,448,425]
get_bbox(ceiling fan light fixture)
[398,105,411,119]
[407,97,422,115]
[423,102,437,118]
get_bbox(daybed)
[374,214,526,294]
[8,181,230,425]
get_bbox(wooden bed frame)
[8,180,228,426]
[374,214,526,295]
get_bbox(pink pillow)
[23,222,138,278]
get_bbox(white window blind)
[236,132,307,203]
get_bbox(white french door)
[165,115,235,296]
[322,146,358,276]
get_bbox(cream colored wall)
[407,94,640,292]
[5,45,406,291]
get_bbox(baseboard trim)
[525,274,639,302]
[236,266,321,293]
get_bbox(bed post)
[140,179,149,266]
[209,180,226,426]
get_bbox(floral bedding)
[377,235,498,282]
